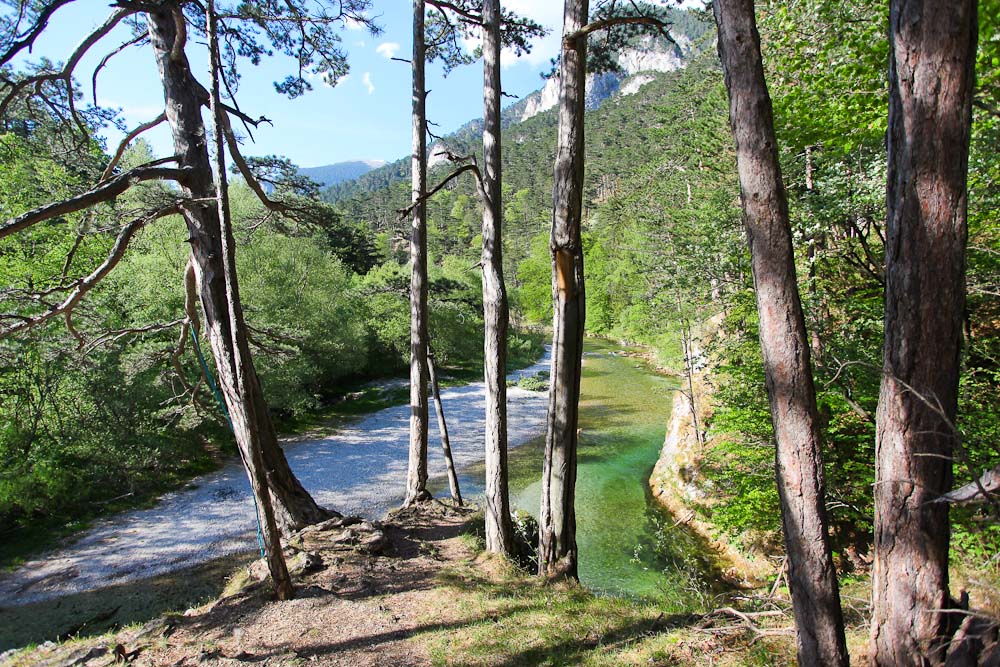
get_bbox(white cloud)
[362,72,375,94]
[497,1,564,68]
[440,2,559,70]
[376,41,401,59]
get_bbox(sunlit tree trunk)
[146,3,327,538]
[871,2,976,665]
[538,0,587,581]
[205,0,292,599]
[480,0,515,556]
[712,1,848,664]
[405,0,431,506]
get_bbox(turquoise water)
[459,339,717,605]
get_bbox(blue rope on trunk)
[189,327,267,559]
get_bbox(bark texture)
[481,0,514,556]
[405,0,431,506]
[871,2,977,665]
[206,0,292,599]
[538,0,587,581]
[712,1,848,664]
[146,4,327,535]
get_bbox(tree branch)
[216,108,297,215]
[82,318,186,354]
[0,0,77,67]
[92,32,148,105]
[427,0,482,25]
[566,15,673,42]
[101,113,167,179]
[0,203,181,340]
[397,162,481,221]
[937,464,1000,505]
[0,161,187,241]
[0,8,136,119]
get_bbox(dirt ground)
[6,502,484,667]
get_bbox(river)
[1,340,717,650]
[455,338,716,609]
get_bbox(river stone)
[289,551,324,575]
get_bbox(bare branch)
[92,32,148,105]
[0,8,136,119]
[427,0,482,24]
[397,163,481,221]
[216,108,297,215]
[567,15,673,42]
[0,203,181,340]
[102,113,167,179]
[0,161,187,241]
[937,464,1000,505]
[83,318,185,354]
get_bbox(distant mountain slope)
[300,160,386,188]
[330,40,724,261]
[322,7,711,205]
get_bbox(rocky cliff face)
[519,34,694,121]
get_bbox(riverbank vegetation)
[0,138,543,567]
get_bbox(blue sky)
[13,1,571,168]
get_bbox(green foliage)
[516,370,549,392]
[237,231,369,416]
[513,232,553,325]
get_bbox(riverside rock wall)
[647,321,774,586]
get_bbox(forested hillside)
[298,160,386,188]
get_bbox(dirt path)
[0,351,551,607]
[6,504,492,667]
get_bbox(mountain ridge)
[322,7,711,204]
[298,160,387,189]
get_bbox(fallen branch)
[698,606,794,642]
[936,464,1000,505]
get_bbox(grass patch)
[416,559,803,667]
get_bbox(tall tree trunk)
[538,0,587,581]
[712,2,848,665]
[205,0,291,599]
[146,4,328,536]
[427,350,462,505]
[405,0,431,506]
[481,0,514,556]
[871,2,976,665]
